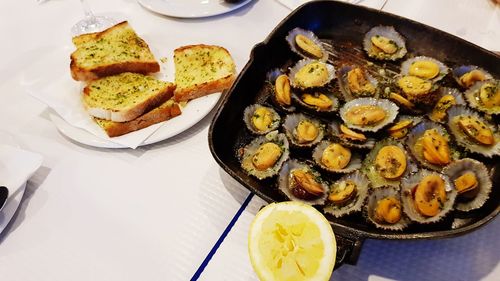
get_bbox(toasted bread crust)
[83,76,176,122]
[173,44,236,102]
[174,74,235,102]
[96,101,182,137]
[70,21,159,82]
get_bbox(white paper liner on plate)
[0,143,43,234]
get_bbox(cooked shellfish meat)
[374,197,402,224]
[252,107,276,132]
[321,143,352,170]
[454,172,479,194]
[301,93,333,110]
[347,68,377,96]
[413,174,447,217]
[431,94,456,122]
[340,124,367,141]
[295,34,323,59]
[456,115,494,146]
[275,74,292,106]
[251,142,283,171]
[374,145,407,179]
[387,119,413,139]
[293,119,320,144]
[289,60,335,89]
[290,168,325,199]
[345,105,386,126]
[363,26,407,60]
[419,129,451,165]
[328,180,357,204]
[398,75,433,98]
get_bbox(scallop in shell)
[288,59,336,90]
[323,171,369,217]
[429,87,465,123]
[312,141,363,174]
[365,186,410,230]
[464,79,500,115]
[243,104,281,135]
[292,90,339,113]
[443,158,492,212]
[338,65,379,101]
[285,27,328,61]
[339,98,399,132]
[282,113,325,148]
[406,120,460,171]
[240,131,290,180]
[278,159,329,205]
[363,26,407,61]
[446,105,500,157]
[362,138,418,188]
[400,56,449,83]
[329,120,376,149]
[401,169,457,224]
[386,115,422,140]
[452,65,493,89]
[267,69,296,112]
[397,75,439,105]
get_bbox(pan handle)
[334,233,365,269]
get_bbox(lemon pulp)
[248,201,336,281]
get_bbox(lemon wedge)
[248,201,336,281]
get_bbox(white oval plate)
[138,0,253,18]
[49,92,221,148]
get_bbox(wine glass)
[71,0,117,36]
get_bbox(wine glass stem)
[80,0,94,19]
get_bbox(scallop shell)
[363,26,407,61]
[400,56,449,83]
[452,65,493,89]
[446,105,500,157]
[323,171,369,217]
[339,98,399,132]
[240,131,290,180]
[365,186,411,230]
[362,138,418,189]
[288,59,336,90]
[285,27,329,61]
[243,104,281,135]
[338,65,379,101]
[291,90,339,113]
[329,119,376,149]
[443,158,492,212]
[429,87,466,123]
[312,140,363,173]
[401,169,457,224]
[464,79,500,115]
[282,113,325,148]
[406,120,460,171]
[278,159,329,205]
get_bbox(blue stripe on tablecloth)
[190,192,255,281]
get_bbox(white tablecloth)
[0,0,498,280]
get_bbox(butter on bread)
[173,44,236,102]
[70,21,160,81]
[83,72,175,122]
[94,99,182,137]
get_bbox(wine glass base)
[71,15,118,36]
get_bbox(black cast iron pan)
[208,0,500,268]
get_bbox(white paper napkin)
[0,144,43,233]
[277,0,387,10]
[22,47,173,149]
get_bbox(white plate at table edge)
[0,133,35,234]
[138,0,253,19]
[49,92,221,149]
